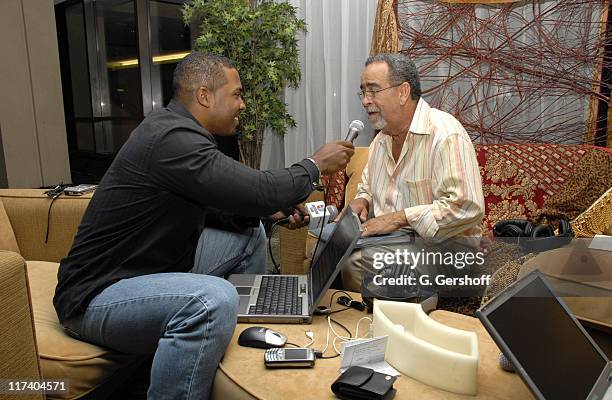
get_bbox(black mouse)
[238,326,288,349]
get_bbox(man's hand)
[361,211,408,237]
[310,141,355,175]
[334,198,369,223]
[270,204,310,230]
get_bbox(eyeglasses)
[357,84,402,99]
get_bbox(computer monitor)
[477,271,612,400]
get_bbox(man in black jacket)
[54,52,354,400]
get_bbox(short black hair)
[365,53,421,101]
[172,52,235,98]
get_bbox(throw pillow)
[571,187,612,237]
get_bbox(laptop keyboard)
[248,276,302,315]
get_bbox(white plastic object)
[372,299,479,395]
[305,201,337,232]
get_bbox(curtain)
[370,0,400,55]
[273,0,378,167]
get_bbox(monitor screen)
[308,210,359,307]
[487,276,608,399]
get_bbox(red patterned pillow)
[321,170,347,210]
[476,144,590,235]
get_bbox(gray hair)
[365,53,421,101]
[172,52,235,98]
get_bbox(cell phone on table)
[64,184,97,196]
[264,347,316,368]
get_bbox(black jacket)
[54,100,319,322]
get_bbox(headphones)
[493,219,573,252]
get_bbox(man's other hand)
[361,211,408,237]
[270,204,309,230]
[334,198,369,223]
[310,141,354,175]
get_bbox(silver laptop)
[477,270,612,400]
[228,207,361,324]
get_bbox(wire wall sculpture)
[398,0,609,144]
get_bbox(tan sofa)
[0,189,276,400]
[0,190,144,399]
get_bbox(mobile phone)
[64,184,97,196]
[264,347,316,368]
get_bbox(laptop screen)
[308,209,360,311]
[484,274,608,399]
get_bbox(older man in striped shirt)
[341,53,485,293]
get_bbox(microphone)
[304,201,338,233]
[274,201,338,232]
[345,120,365,143]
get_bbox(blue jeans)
[65,223,266,400]
[193,222,267,276]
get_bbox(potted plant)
[183,0,307,169]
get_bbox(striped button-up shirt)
[355,98,484,238]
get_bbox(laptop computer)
[228,206,362,324]
[477,270,612,400]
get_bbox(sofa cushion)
[477,144,587,234]
[0,251,41,390]
[572,187,612,237]
[537,147,612,223]
[345,147,369,205]
[0,190,92,263]
[0,199,20,254]
[26,260,141,399]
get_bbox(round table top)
[218,290,533,400]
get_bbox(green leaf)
[186,0,307,147]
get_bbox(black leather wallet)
[331,366,397,400]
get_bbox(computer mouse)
[238,326,288,349]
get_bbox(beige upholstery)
[344,147,369,204]
[0,190,142,399]
[0,251,42,400]
[0,189,92,262]
[0,198,20,253]
[27,260,142,399]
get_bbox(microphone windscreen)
[349,120,365,132]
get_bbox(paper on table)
[339,336,401,376]
[589,235,612,252]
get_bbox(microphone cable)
[43,183,68,244]
[268,182,329,274]
[311,121,361,266]
[268,219,283,273]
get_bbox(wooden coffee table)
[212,291,533,400]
